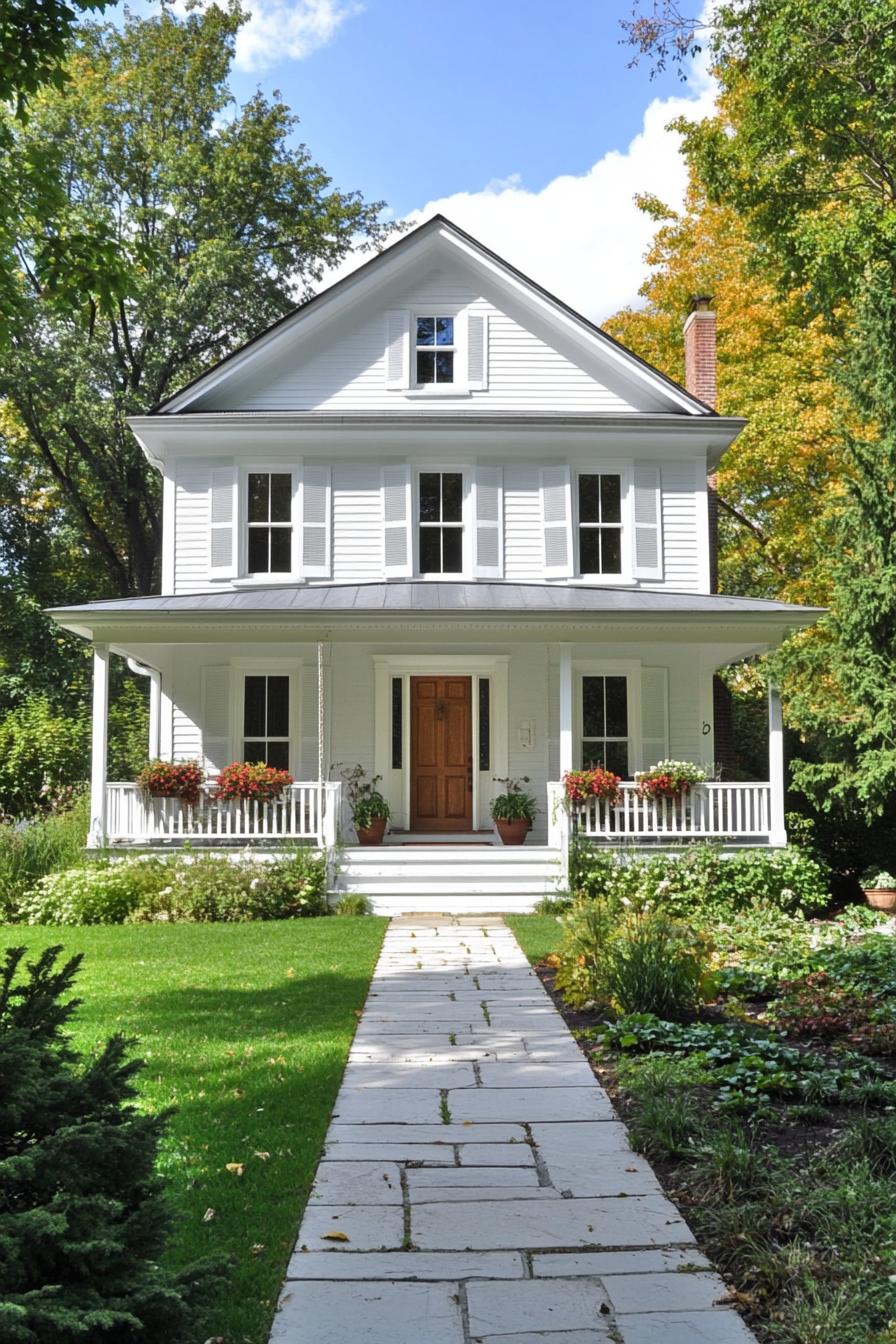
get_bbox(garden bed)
[509,907,896,1344]
[0,917,387,1343]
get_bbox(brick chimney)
[683,296,717,409]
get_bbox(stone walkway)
[270,916,758,1344]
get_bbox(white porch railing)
[104,781,341,846]
[569,781,774,842]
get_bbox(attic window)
[416,316,454,384]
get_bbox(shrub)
[0,796,89,921]
[214,762,293,803]
[131,851,327,923]
[334,893,373,916]
[554,897,712,1017]
[137,759,204,806]
[0,696,90,819]
[0,944,218,1340]
[20,857,170,925]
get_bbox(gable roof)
[153,214,717,417]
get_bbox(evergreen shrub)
[0,944,218,1341]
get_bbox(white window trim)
[229,659,302,777]
[237,465,301,583]
[405,307,470,396]
[373,654,510,832]
[414,467,472,579]
[572,462,634,585]
[574,660,643,777]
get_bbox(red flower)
[214,762,294,803]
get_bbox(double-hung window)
[578,474,622,575]
[415,316,455,385]
[582,674,629,777]
[243,674,290,770]
[247,472,292,575]
[419,471,463,574]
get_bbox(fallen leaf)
[286,967,295,979]
[225,1163,245,1176]
[250,1244,265,1256]
[254,1151,271,1161]
[320,1231,350,1242]
[202,1208,216,1222]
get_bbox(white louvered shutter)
[301,465,331,578]
[385,310,410,389]
[201,665,232,774]
[382,465,413,577]
[540,466,574,577]
[640,666,669,769]
[474,466,503,578]
[208,467,237,579]
[467,312,489,390]
[632,464,663,580]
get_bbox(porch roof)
[49,580,823,634]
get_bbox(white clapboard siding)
[503,468,543,581]
[332,465,386,582]
[172,705,202,761]
[174,460,212,594]
[639,666,669,768]
[219,285,638,414]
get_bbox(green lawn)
[505,913,563,965]
[0,918,387,1344]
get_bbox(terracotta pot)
[356,815,388,846]
[495,817,531,846]
[864,887,896,912]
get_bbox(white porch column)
[559,644,573,774]
[768,682,787,847]
[89,644,110,848]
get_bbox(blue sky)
[226,1,690,219]
[206,0,715,320]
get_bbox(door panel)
[411,676,473,831]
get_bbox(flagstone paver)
[268,915,759,1344]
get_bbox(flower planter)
[356,815,388,846]
[864,886,896,912]
[495,817,531,846]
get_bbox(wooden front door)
[410,676,473,832]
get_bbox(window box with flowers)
[562,768,622,808]
[214,762,294,804]
[634,760,707,803]
[136,760,205,808]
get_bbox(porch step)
[334,844,565,912]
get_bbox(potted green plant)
[336,763,391,845]
[490,776,538,845]
[860,867,896,912]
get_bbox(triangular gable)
[154,215,715,417]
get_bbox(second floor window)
[419,472,463,573]
[248,472,292,574]
[582,674,629,777]
[243,674,290,769]
[416,316,454,384]
[578,473,622,575]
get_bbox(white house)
[49,216,821,910]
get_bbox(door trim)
[373,654,509,830]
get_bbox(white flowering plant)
[634,760,708,801]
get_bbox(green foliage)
[554,898,712,1017]
[489,779,538,824]
[0,943,217,1341]
[21,857,169,926]
[0,697,89,819]
[0,797,88,920]
[336,764,391,829]
[17,850,328,925]
[572,842,831,919]
[334,894,373,916]
[130,851,328,924]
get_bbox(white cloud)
[232,0,362,73]
[322,64,716,323]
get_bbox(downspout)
[126,657,162,759]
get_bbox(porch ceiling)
[48,581,822,658]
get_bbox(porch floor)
[268,915,757,1344]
